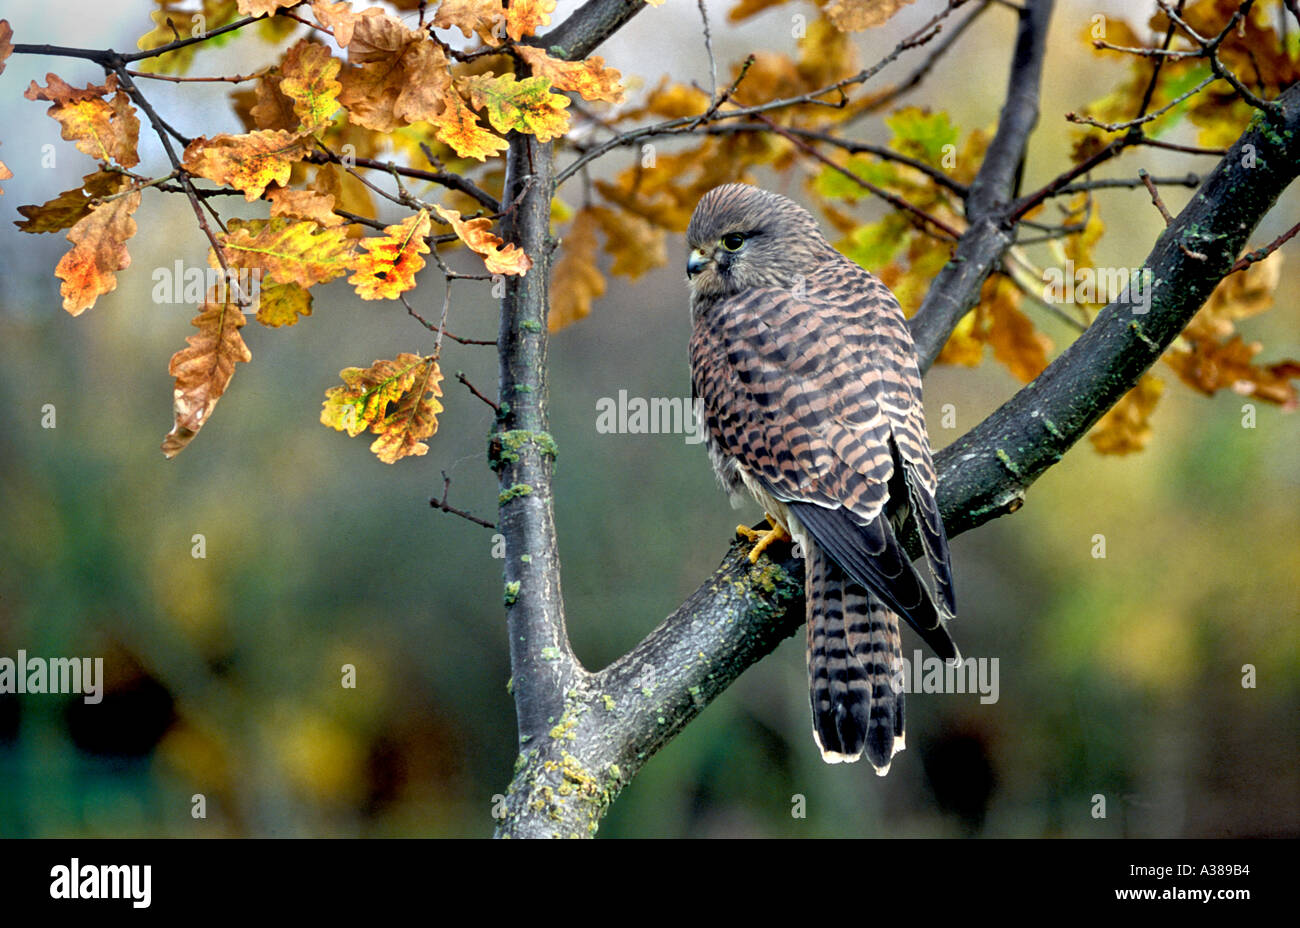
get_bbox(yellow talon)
[736,513,792,563]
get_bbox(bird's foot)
[735,513,792,563]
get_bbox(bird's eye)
[720,232,746,252]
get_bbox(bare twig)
[430,472,496,529]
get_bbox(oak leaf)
[268,185,343,227]
[1165,336,1300,409]
[311,0,369,48]
[256,281,312,327]
[826,0,915,32]
[433,205,532,277]
[24,72,140,168]
[459,72,570,142]
[54,187,142,315]
[0,19,13,76]
[550,208,606,332]
[728,0,791,21]
[15,170,129,233]
[182,129,312,200]
[321,353,444,463]
[236,0,298,14]
[162,287,253,459]
[339,11,450,131]
[433,0,505,45]
[217,216,355,289]
[516,47,625,104]
[348,209,432,300]
[431,89,509,162]
[279,39,342,133]
[589,205,665,280]
[1089,374,1164,455]
[505,0,555,42]
[985,275,1052,383]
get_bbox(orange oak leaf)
[24,72,141,168]
[268,185,343,227]
[549,208,605,332]
[339,11,450,131]
[55,187,142,315]
[505,0,556,42]
[162,287,253,459]
[433,205,532,277]
[516,46,625,104]
[217,216,355,289]
[182,130,312,200]
[1089,374,1164,455]
[348,209,432,300]
[0,19,13,76]
[311,0,371,48]
[320,353,444,463]
[279,39,342,132]
[246,69,300,132]
[236,0,299,14]
[825,0,915,32]
[985,276,1052,383]
[0,154,10,195]
[1165,336,1300,409]
[433,0,506,45]
[431,89,509,162]
[459,72,570,142]
[15,170,129,233]
[728,0,790,22]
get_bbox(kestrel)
[685,183,959,773]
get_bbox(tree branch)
[908,0,1055,370]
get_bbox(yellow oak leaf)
[459,72,570,142]
[516,47,625,104]
[550,208,606,332]
[505,0,555,42]
[433,205,532,277]
[236,0,298,13]
[321,353,444,463]
[256,281,312,327]
[339,11,450,131]
[279,39,342,133]
[182,129,312,200]
[348,209,432,300]
[244,68,300,132]
[217,216,355,289]
[1089,374,1164,455]
[54,187,142,315]
[24,72,140,168]
[162,287,253,459]
[589,205,666,279]
[626,78,709,120]
[826,0,914,32]
[15,170,129,233]
[431,89,509,162]
[1185,251,1282,342]
[135,0,238,75]
[728,0,790,21]
[0,155,10,195]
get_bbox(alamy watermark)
[595,390,706,445]
[0,650,103,703]
[1042,261,1153,314]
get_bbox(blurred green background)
[0,0,1296,838]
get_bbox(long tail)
[806,543,905,773]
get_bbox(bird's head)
[685,183,832,299]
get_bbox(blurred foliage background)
[0,0,1296,838]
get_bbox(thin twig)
[456,371,500,414]
[430,472,496,529]
[1228,220,1300,273]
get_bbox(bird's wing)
[690,272,956,651]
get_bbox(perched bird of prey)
[685,183,959,773]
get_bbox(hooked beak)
[686,248,710,278]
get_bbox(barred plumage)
[685,183,959,771]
